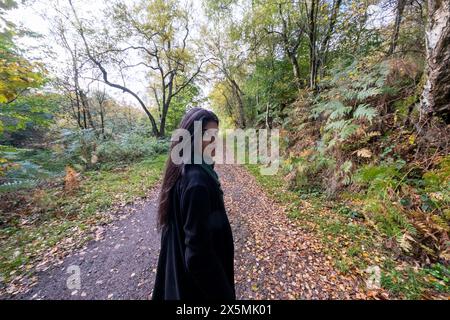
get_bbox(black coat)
[152,164,235,300]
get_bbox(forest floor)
[1,162,369,300]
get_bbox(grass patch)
[244,163,449,299]
[380,261,450,299]
[0,154,166,285]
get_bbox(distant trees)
[260,2,307,88]
[206,32,248,128]
[204,0,348,125]
[51,14,94,131]
[203,1,250,128]
[60,0,206,137]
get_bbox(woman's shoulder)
[180,164,211,189]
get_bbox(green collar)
[191,154,223,196]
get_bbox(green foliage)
[96,133,169,165]
[353,156,450,260]
[381,266,426,299]
[311,59,388,147]
[0,125,170,192]
[423,156,450,193]
[380,262,449,299]
[243,57,297,127]
[353,104,377,123]
[354,161,404,198]
[0,0,18,11]
[164,81,201,133]
[58,128,169,170]
[58,129,98,169]
[354,162,417,238]
[423,264,450,293]
[0,146,65,192]
[0,154,167,282]
[0,2,47,136]
[284,45,447,275]
[0,93,60,139]
[0,29,46,106]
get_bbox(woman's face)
[202,121,219,157]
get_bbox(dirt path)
[217,165,365,299]
[10,164,365,300]
[14,189,161,300]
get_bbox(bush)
[57,129,169,169]
[96,133,169,164]
[283,153,335,192]
[353,157,450,262]
[0,146,64,192]
[0,129,170,192]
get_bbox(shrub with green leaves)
[353,156,450,261]
[0,128,170,192]
[96,133,169,164]
[0,146,65,191]
[57,128,169,169]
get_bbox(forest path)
[14,163,365,300]
[217,164,365,299]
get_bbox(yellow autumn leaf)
[368,131,381,137]
[356,148,372,158]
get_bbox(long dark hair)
[157,107,219,230]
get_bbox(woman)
[152,108,235,300]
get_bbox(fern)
[356,87,381,100]
[325,119,348,131]
[341,160,353,185]
[342,89,358,100]
[339,123,360,140]
[353,104,378,123]
[329,102,352,120]
[310,101,330,119]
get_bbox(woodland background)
[0,0,449,299]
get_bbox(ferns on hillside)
[0,147,62,192]
[311,60,388,148]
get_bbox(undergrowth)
[246,162,449,299]
[0,154,166,286]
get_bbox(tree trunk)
[100,105,105,137]
[420,0,450,122]
[80,91,96,131]
[288,52,302,88]
[388,0,407,55]
[230,79,246,128]
[308,0,319,90]
[72,94,83,129]
[159,101,171,138]
[68,0,160,136]
[318,0,342,78]
[222,92,239,127]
